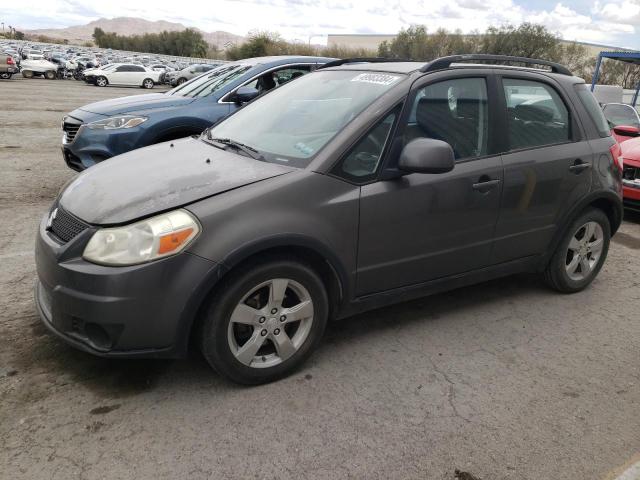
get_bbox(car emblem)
[46,208,58,230]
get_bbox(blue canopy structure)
[590,51,640,107]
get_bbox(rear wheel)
[544,208,610,293]
[142,78,154,89]
[0,72,11,79]
[199,258,328,385]
[96,76,108,87]
[22,70,33,78]
[177,77,187,85]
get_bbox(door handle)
[569,159,591,173]
[472,177,500,191]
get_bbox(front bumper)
[61,121,145,171]
[35,211,219,358]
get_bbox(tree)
[92,27,209,58]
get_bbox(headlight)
[86,115,147,130]
[83,210,200,266]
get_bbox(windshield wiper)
[207,136,266,161]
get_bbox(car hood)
[59,137,295,225]
[621,137,640,167]
[78,93,194,115]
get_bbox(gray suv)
[35,55,623,384]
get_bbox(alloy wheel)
[565,221,604,281]
[227,278,314,368]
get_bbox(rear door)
[492,74,593,263]
[355,73,504,295]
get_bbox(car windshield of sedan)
[206,70,405,167]
[167,64,253,98]
[603,104,640,127]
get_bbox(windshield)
[603,104,640,127]
[168,64,253,98]
[207,70,405,167]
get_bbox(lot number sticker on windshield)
[351,73,401,86]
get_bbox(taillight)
[609,143,624,173]
[6,56,14,65]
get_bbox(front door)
[356,75,503,295]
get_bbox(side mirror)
[398,138,455,174]
[235,86,259,105]
[613,125,640,137]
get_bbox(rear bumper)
[35,213,220,358]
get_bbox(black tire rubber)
[199,257,329,385]
[96,76,108,87]
[544,208,610,293]
[0,72,11,79]
[142,78,154,89]
[22,70,33,78]
[177,77,187,85]
[44,70,56,80]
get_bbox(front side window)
[207,70,405,168]
[503,78,570,150]
[404,77,489,160]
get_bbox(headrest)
[514,104,554,123]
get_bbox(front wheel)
[177,77,187,85]
[199,259,329,385]
[44,70,56,80]
[544,208,611,293]
[142,78,154,89]
[95,76,108,87]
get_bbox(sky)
[0,0,639,48]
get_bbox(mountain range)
[23,17,246,48]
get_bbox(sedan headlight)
[83,210,200,266]
[86,115,148,130]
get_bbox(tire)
[544,208,610,293]
[199,258,329,385]
[96,76,108,87]
[177,77,187,85]
[22,70,33,78]
[0,72,11,80]
[142,78,154,89]
[44,70,56,80]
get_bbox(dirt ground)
[0,75,639,480]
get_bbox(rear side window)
[503,78,570,150]
[575,84,611,137]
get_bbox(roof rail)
[317,57,408,69]
[420,54,573,76]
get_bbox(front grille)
[49,207,88,243]
[62,119,82,143]
[623,165,640,189]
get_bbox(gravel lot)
[1,75,639,480]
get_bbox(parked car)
[603,103,640,129]
[91,64,162,88]
[613,126,640,211]
[83,63,118,84]
[38,55,623,384]
[21,58,58,79]
[169,63,220,86]
[0,54,18,79]
[61,56,334,170]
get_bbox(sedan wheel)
[142,78,154,89]
[96,76,108,87]
[44,70,56,80]
[199,258,328,384]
